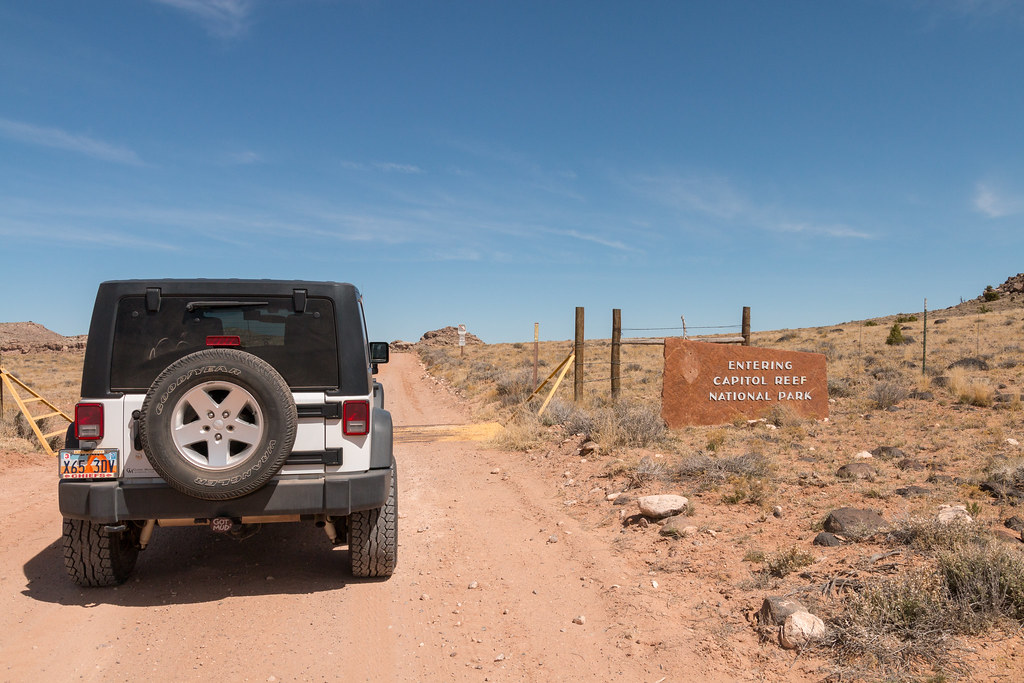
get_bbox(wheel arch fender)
[370,408,393,469]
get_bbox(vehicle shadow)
[22,523,386,607]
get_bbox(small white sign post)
[458,324,467,356]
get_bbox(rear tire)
[139,349,297,500]
[349,459,397,578]
[62,519,140,587]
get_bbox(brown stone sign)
[661,339,828,427]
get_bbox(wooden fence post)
[574,307,584,403]
[742,306,751,346]
[611,308,621,401]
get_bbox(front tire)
[349,459,398,578]
[63,519,140,587]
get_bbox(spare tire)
[139,349,297,500]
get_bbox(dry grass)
[0,350,83,456]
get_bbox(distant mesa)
[0,322,86,354]
[416,326,485,348]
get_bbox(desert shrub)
[895,314,918,323]
[674,453,773,490]
[596,401,666,448]
[705,429,727,451]
[764,546,815,578]
[721,475,773,506]
[948,367,994,407]
[826,570,959,679]
[765,403,803,428]
[538,398,574,426]
[817,341,839,361]
[828,376,856,398]
[980,304,993,313]
[776,332,799,342]
[984,457,1024,489]
[494,368,534,406]
[489,412,545,451]
[511,342,525,350]
[885,323,905,346]
[938,543,1024,626]
[863,320,879,327]
[886,518,987,552]
[624,455,667,489]
[869,381,909,409]
[983,285,1001,302]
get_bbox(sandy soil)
[0,353,815,682]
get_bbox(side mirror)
[369,342,390,365]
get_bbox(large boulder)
[637,494,689,519]
[823,508,886,535]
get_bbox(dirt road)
[0,353,722,682]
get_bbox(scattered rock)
[389,340,414,352]
[757,596,807,627]
[612,494,633,506]
[813,532,842,547]
[895,485,931,497]
[637,494,690,519]
[909,390,934,400]
[547,534,559,544]
[579,440,599,456]
[837,463,878,481]
[780,611,826,650]
[871,446,906,460]
[659,516,696,538]
[937,504,973,525]
[772,505,783,518]
[572,615,586,625]
[928,473,956,485]
[853,451,874,459]
[1007,438,1021,447]
[948,357,989,371]
[1004,516,1024,533]
[823,508,886,535]
[897,458,927,471]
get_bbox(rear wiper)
[185,301,269,311]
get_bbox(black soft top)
[81,280,371,398]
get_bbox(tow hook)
[210,517,234,533]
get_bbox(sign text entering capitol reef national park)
[661,339,828,428]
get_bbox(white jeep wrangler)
[59,280,396,586]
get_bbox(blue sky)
[1,1,1023,343]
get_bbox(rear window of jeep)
[110,296,340,391]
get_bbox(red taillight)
[75,403,104,440]
[207,335,241,347]
[343,400,369,436]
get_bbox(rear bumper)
[58,470,391,523]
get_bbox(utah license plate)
[59,449,119,479]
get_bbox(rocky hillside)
[0,322,86,354]
[416,326,485,347]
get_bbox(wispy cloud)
[222,150,262,165]
[340,160,425,174]
[552,228,642,253]
[974,181,1023,218]
[151,0,253,38]
[625,171,873,240]
[0,118,143,165]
